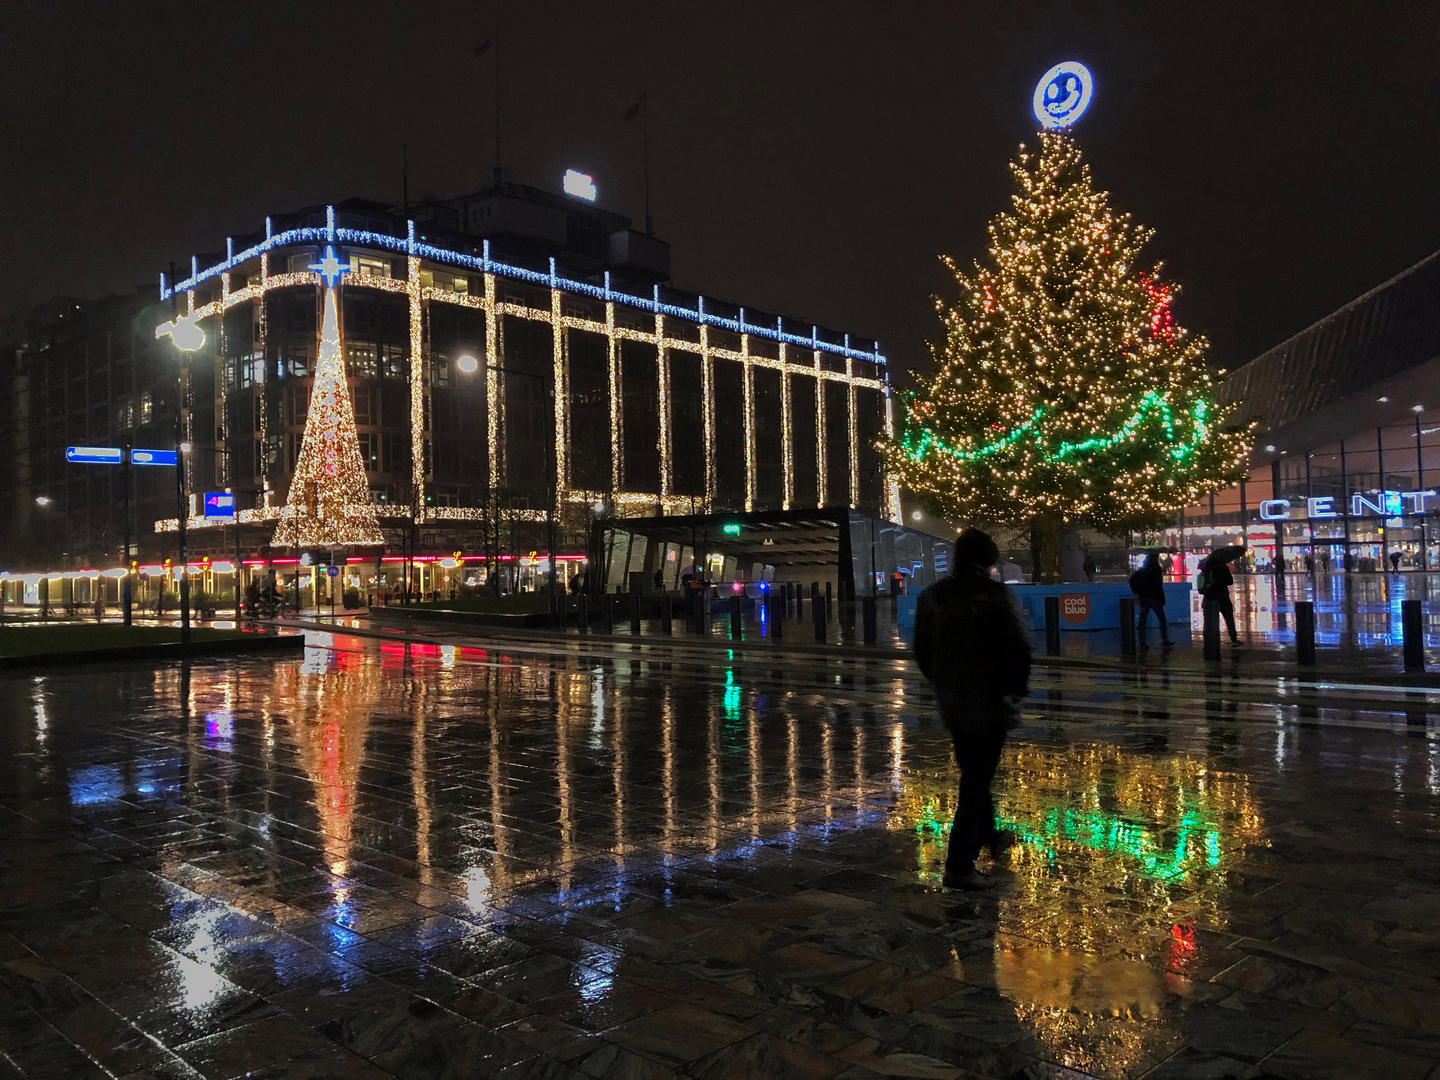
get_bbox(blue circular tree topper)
[1032,61,1093,129]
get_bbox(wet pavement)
[1,628,1439,1080]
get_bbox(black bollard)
[602,595,614,634]
[577,592,589,633]
[1402,599,1424,671]
[795,585,803,620]
[661,593,672,635]
[1044,595,1060,656]
[729,594,743,640]
[862,595,878,645]
[770,589,782,639]
[1202,600,1221,661]
[813,591,826,643]
[630,594,641,635]
[825,581,833,621]
[1118,597,1136,657]
[1295,600,1315,666]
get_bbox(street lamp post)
[169,302,206,648]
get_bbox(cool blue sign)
[203,492,235,519]
[66,446,123,464]
[131,449,178,466]
[1033,61,1093,130]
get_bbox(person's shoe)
[1161,638,1174,648]
[1229,637,1243,646]
[941,869,992,891]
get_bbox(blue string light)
[162,207,887,366]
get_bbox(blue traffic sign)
[131,449,178,466]
[66,446,123,464]
[327,565,340,577]
[203,492,235,519]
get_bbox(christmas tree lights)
[886,133,1249,568]
[272,278,386,548]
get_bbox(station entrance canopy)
[597,509,953,597]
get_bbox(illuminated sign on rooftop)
[562,169,597,202]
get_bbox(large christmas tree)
[886,132,1248,579]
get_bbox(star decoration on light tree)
[309,245,348,288]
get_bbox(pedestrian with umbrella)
[1198,545,1245,646]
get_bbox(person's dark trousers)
[943,722,1009,876]
[1137,600,1171,644]
[1214,594,1239,641]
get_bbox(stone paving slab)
[0,633,1437,1079]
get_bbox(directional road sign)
[66,446,123,464]
[130,449,178,466]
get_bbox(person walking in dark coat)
[1129,552,1172,647]
[1200,554,1242,644]
[913,529,1031,890]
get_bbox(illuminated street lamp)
[455,354,479,375]
[171,316,206,353]
[171,306,207,649]
[35,496,51,507]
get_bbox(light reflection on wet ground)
[0,632,1438,1079]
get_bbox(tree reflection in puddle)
[895,742,1267,1077]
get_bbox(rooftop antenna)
[472,28,501,189]
[624,92,652,235]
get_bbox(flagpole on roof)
[643,91,651,235]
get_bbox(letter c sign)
[1258,499,1291,521]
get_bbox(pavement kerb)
[0,631,305,670]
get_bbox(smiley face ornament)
[1032,61,1094,130]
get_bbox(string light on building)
[154,204,900,534]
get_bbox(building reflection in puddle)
[895,742,1266,1077]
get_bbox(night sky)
[4,1,1437,388]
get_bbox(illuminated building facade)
[1159,247,1440,574]
[151,184,901,564]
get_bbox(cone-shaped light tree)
[885,133,1249,580]
[273,269,386,549]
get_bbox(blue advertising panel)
[66,446,123,464]
[130,449,178,466]
[203,492,235,519]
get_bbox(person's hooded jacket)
[913,565,1031,730]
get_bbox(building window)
[358,432,379,470]
[350,254,391,279]
[381,343,406,380]
[287,251,317,273]
[353,386,373,425]
[285,344,311,378]
[346,343,378,380]
[139,391,152,425]
[419,269,468,295]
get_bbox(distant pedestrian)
[653,568,664,590]
[1304,553,1315,574]
[1129,553,1172,648]
[1390,551,1402,573]
[1082,552,1097,583]
[913,529,1031,891]
[1199,553,1242,645]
